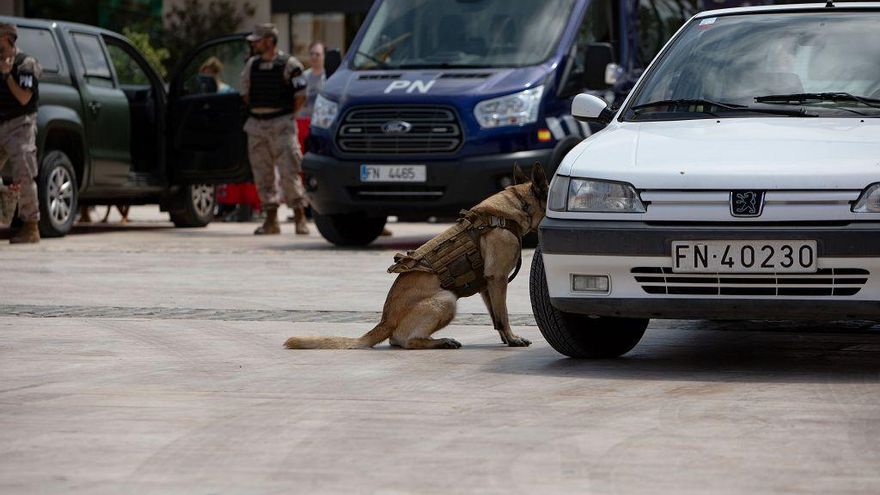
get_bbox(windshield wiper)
[630,98,811,117]
[354,50,391,69]
[755,92,880,110]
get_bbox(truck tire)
[314,211,386,246]
[169,184,214,228]
[529,247,648,358]
[37,150,78,238]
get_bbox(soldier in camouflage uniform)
[241,23,309,235]
[0,22,41,243]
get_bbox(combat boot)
[10,220,40,244]
[254,207,281,235]
[293,206,310,235]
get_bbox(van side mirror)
[583,43,614,90]
[572,93,613,124]
[325,49,342,79]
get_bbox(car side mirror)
[583,43,614,90]
[325,49,342,79]
[572,93,613,124]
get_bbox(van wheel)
[38,150,78,238]
[529,247,648,358]
[548,136,583,177]
[314,211,386,246]
[169,184,214,227]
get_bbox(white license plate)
[360,164,426,183]
[671,240,818,273]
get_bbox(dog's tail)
[283,321,392,350]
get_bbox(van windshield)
[626,12,880,120]
[352,0,577,69]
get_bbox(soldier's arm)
[240,56,255,105]
[286,57,307,113]
[3,57,38,106]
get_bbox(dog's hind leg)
[396,291,461,349]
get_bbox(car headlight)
[311,94,338,129]
[852,183,880,213]
[474,86,544,128]
[549,176,646,213]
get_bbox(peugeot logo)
[381,120,413,134]
[730,190,765,217]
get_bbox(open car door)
[167,35,252,184]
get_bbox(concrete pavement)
[1,207,879,494]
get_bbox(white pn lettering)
[383,80,436,94]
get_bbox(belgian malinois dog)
[284,163,549,350]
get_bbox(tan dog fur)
[284,163,549,350]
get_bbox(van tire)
[169,184,215,227]
[314,211,386,246]
[37,150,78,238]
[548,136,583,177]
[529,247,648,358]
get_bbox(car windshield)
[352,0,577,69]
[625,11,880,120]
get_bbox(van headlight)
[311,94,339,129]
[549,176,646,213]
[852,183,880,213]
[474,86,544,128]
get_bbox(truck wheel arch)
[37,108,88,189]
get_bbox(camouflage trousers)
[244,114,306,210]
[0,114,39,222]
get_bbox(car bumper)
[539,219,880,320]
[302,149,553,218]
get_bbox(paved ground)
[1,206,879,494]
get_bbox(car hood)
[321,66,549,103]
[560,118,880,190]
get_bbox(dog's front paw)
[440,338,462,349]
[506,336,531,347]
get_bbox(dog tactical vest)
[387,209,522,298]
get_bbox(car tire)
[169,184,215,228]
[37,150,78,238]
[529,247,648,358]
[314,211,386,246]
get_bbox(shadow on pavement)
[484,321,880,384]
[0,223,174,239]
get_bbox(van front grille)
[632,267,869,296]
[336,106,462,155]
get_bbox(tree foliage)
[163,0,256,73]
[122,28,170,79]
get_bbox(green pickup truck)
[0,16,255,237]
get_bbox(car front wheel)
[169,184,215,227]
[37,150,78,237]
[529,247,648,358]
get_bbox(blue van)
[303,0,761,246]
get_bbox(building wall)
[0,0,18,16]
[161,0,270,31]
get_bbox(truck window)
[16,27,62,73]
[105,43,151,86]
[637,0,697,66]
[72,33,114,88]
[179,40,249,96]
[352,0,577,69]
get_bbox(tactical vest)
[388,210,523,298]
[248,55,295,114]
[0,52,39,122]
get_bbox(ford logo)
[381,120,413,134]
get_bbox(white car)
[531,2,880,358]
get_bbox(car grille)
[336,106,462,155]
[347,185,445,202]
[632,267,869,296]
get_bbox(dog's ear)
[512,163,529,185]
[530,162,549,201]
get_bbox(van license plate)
[671,240,818,273]
[360,165,426,183]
